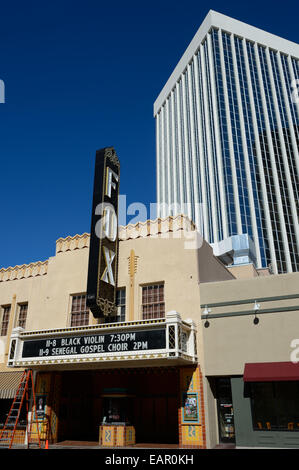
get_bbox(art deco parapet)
[55,233,90,254]
[0,216,197,283]
[54,215,196,246]
[7,312,198,368]
[118,215,196,241]
[0,261,48,282]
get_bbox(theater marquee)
[22,329,166,358]
[86,147,120,319]
[7,313,197,368]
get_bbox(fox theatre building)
[1,147,236,447]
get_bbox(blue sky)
[0,0,298,268]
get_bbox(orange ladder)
[0,369,41,448]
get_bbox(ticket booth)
[99,388,135,447]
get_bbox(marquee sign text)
[22,329,166,359]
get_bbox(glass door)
[216,377,235,443]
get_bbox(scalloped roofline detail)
[0,260,48,282]
[0,215,196,280]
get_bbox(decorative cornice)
[118,214,196,241]
[0,216,195,282]
[56,233,90,254]
[0,261,48,282]
[55,215,195,253]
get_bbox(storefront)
[208,372,299,448]
[201,270,299,448]
[232,362,299,447]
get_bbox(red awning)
[243,362,299,382]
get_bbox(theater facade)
[0,214,237,448]
[1,146,299,449]
[1,217,299,448]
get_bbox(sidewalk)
[50,441,181,449]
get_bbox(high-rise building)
[154,10,299,274]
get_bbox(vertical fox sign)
[87,147,120,318]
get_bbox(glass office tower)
[154,10,299,273]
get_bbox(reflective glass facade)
[155,16,299,273]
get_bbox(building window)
[18,304,28,329]
[142,284,165,320]
[70,294,89,327]
[251,381,299,431]
[1,306,11,336]
[104,288,126,323]
[116,288,126,322]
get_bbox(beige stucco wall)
[199,271,299,448]
[118,235,234,322]
[2,221,298,449]
[0,223,237,449]
[0,222,234,370]
[200,272,299,376]
[3,221,295,378]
